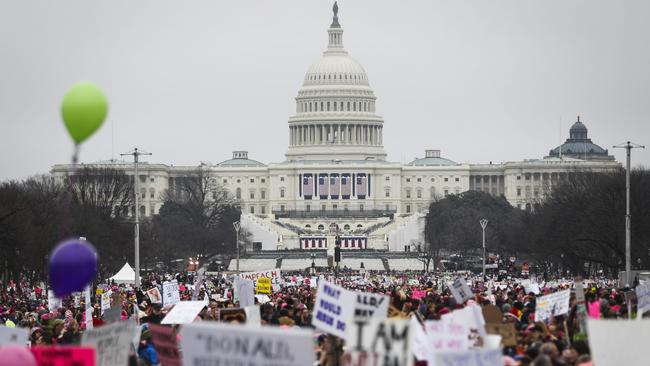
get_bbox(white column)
[337,124,341,144]
[321,125,325,144]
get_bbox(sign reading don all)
[180,322,313,366]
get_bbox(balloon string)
[58,144,80,241]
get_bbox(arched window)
[430,187,436,198]
[318,224,325,231]
[417,189,422,198]
[149,188,155,199]
[235,187,241,199]
[280,188,285,198]
[305,224,311,229]
[343,224,350,230]
[356,224,363,228]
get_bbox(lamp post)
[613,141,645,287]
[120,148,152,289]
[480,219,488,281]
[233,221,241,273]
[311,252,316,275]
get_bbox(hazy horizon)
[1,0,649,180]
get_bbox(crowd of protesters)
[0,268,645,366]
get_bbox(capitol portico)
[51,3,620,255]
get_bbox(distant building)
[51,5,620,253]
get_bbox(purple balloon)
[0,346,37,366]
[48,239,98,298]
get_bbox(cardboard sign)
[256,277,271,294]
[238,269,282,281]
[147,287,162,304]
[355,292,390,318]
[235,277,255,307]
[31,346,96,366]
[149,324,181,366]
[162,280,181,306]
[536,290,571,321]
[485,323,517,346]
[313,281,356,338]
[0,326,28,346]
[635,282,650,313]
[81,321,137,366]
[448,278,473,304]
[161,301,206,324]
[588,319,650,366]
[432,348,502,366]
[180,322,313,366]
[345,317,412,366]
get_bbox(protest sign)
[31,346,96,366]
[149,324,181,366]
[238,269,282,281]
[235,277,255,307]
[535,289,570,321]
[635,282,650,313]
[448,278,472,304]
[256,277,271,294]
[0,326,28,346]
[313,280,356,338]
[432,348,502,366]
[161,301,206,324]
[588,319,650,366]
[100,290,112,314]
[162,280,181,306]
[82,321,137,366]
[412,289,427,300]
[345,317,412,366]
[180,321,313,366]
[424,320,469,352]
[411,316,428,361]
[147,287,162,304]
[355,292,390,318]
[48,290,62,311]
[244,305,261,326]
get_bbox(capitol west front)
[52,5,619,255]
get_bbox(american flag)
[303,174,313,197]
[356,174,367,197]
[319,174,329,197]
[330,175,339,197]
[341,175,351,196]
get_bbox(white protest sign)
[411,316,429,361]
[535,289,570,321]
[588,319,650,366]
[345,317,412,366]
[244,305,262,327]
[432,348,502,366]
[424,319,470,355]
[235,277,255,308]
[0,326,28,346]
[313,280,356,338]
[162,280,181,306]
[354,292,390,318]
[238,269,282,281]
[180,321,313,366]
[448,278,473,304]
[101,290,112,314]
[82,321,137,366]
[635,282,650,313]
[48,290,62,310]
[161,301,206,324]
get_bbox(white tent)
[109,263,138,284]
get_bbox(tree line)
[424,168,650,277]
[0,166,241,282]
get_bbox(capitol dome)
[285,2,386,162]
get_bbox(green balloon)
[61,82,108,144]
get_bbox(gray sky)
[1,0,649,180]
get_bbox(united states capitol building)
[52,4,619,261]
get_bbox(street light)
[310,252,316,275]
[233,221,241,273]
[613,141,645,286]
[480,219,488,281]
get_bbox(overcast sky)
[1,0,649,180]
